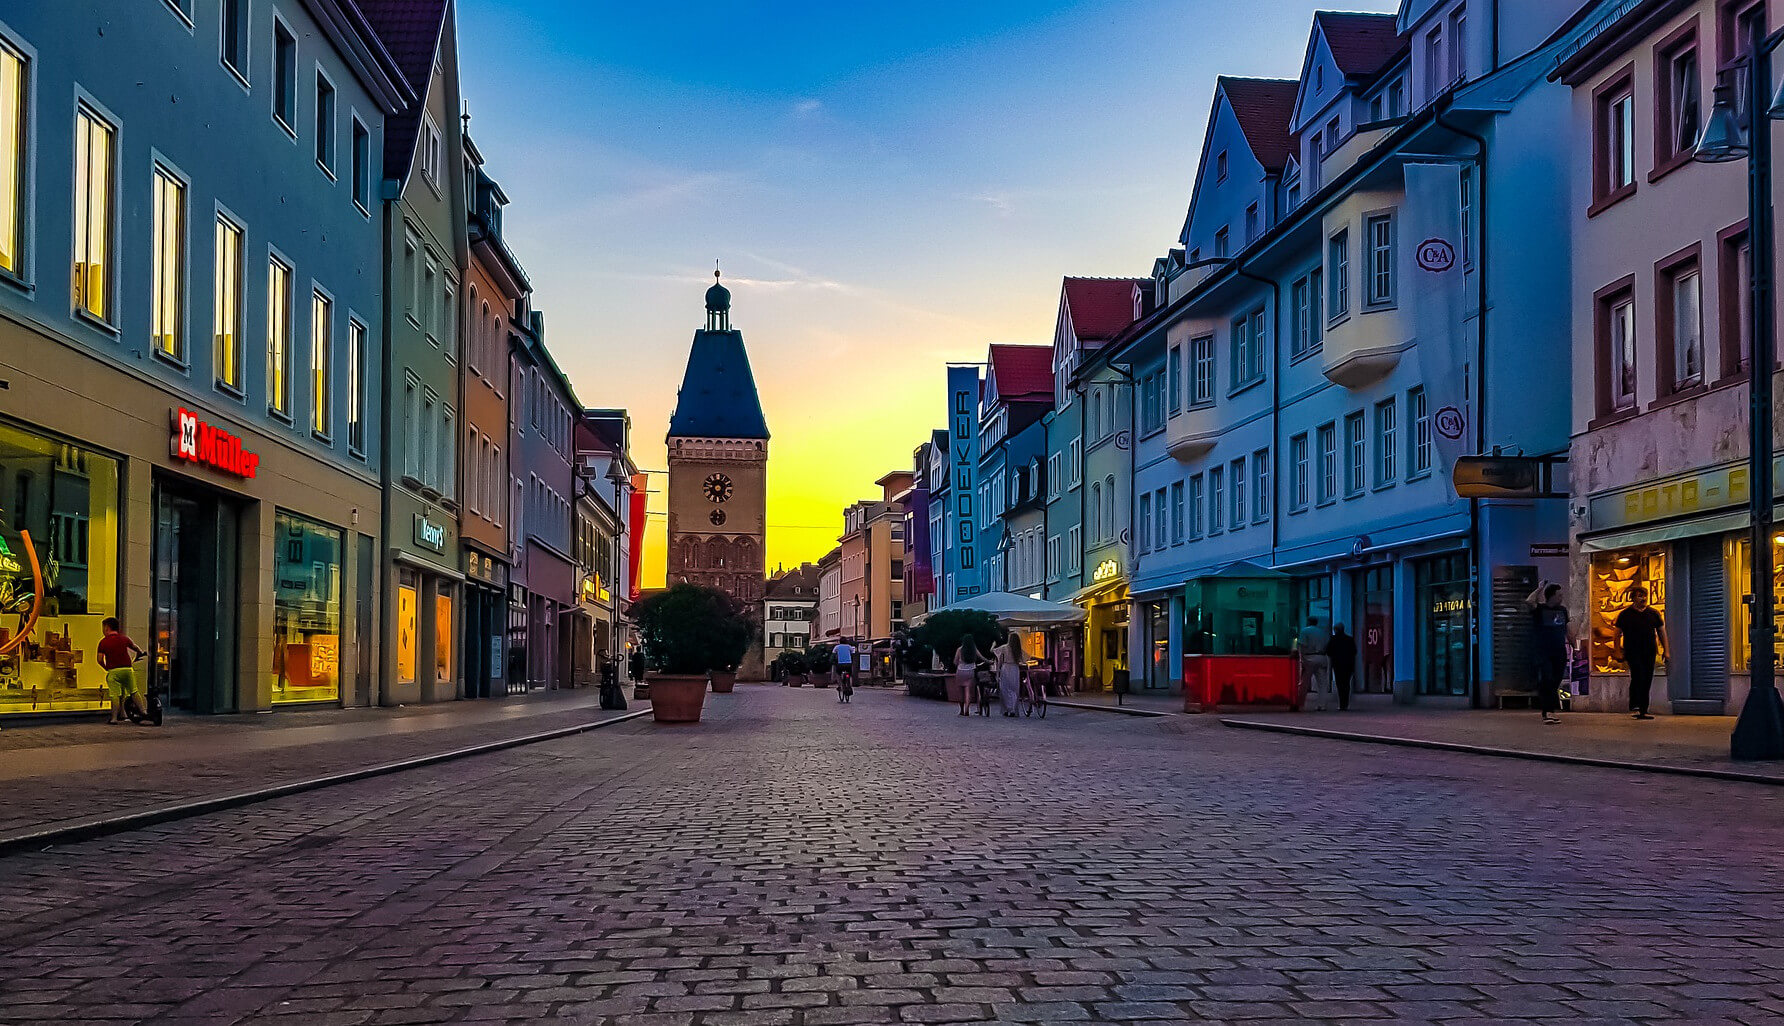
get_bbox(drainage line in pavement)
[1048,701,1173,718]
[0,708,654,858]
[1221,718,1784,787]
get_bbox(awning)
[911,591,1088,628]
[1580,509,1751,552]
[1064,577,1127,606]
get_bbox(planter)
[945,675,967,704]
[711,670,736,694]
[812,671,834,688]
[648,674,707,723]
[789,673,806,687]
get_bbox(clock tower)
[666,270,769,622]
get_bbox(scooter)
[124,672,164,726]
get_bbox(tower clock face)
[709,509,727,526]
[703,473,734,503]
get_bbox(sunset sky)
[454,0,1400,586]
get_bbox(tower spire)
[705,261,732,331]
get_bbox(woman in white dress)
[995,634,1026,717]
[954,635,984,717]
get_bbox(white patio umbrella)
[911,591,1088,629]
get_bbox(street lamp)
[1694,25,1784,760]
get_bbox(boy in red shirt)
[96,618,147,724]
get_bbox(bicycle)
[1018,671,1047,719]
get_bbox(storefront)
[1349,565,1395,694]
[1413,552,1472,698]
[0,316,382,720]
[1139,600,1171,689]
[1073,560,1129,691]
[387,509,460,706]
[461,547,507,700]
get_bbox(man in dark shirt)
[1615,586,1668,720]
[1527,582,1570,724]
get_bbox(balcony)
[1165,403,1222,462]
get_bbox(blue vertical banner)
[948,365,983,599]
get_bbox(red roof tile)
[988,344,1054,402]
[1220,77,1299,172]
[356,0,450,180]
[1317,11,1405,78]
[1062,277,1145,343]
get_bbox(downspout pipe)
[1435,95,1489,708]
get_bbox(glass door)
[150,479,237,713]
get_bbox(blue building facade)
[0,2,407,717]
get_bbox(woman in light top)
[954,635,985,717]
[994,633,1026,717]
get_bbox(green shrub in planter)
[905,609,1001,672]
[633,583,756,675]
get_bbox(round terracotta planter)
[711,671,736,693]
[945,676,967,704]
[648,674,707,723]
[789,673,806,687]
[812,671,834,688]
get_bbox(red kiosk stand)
[1182,653,1300,713]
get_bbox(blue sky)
[455,0,1400,578]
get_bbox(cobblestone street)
[2,686,1782,1024]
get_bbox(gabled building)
[362,0,470,706]
[509,314,578,691]
[574,409,636,686]
[764,563,819,667]
[980,344,1054,598]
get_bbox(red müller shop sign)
[170,407,260,479]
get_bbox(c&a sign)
[170,408,260,479]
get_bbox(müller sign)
[170,407,260,479]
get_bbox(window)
[1216,150,1228,181]
[1290,433,1310,511]
[1141,369,1164,433]
[1048,452,1061,499]
[1069,438,1082,487]
[1047,534,1060,579]
[1190,335,1215,405]
[1660,250,1704,392]
[1252,451,1269,523]
[1426,25,1445,95]
[1309,133,1323,189]
[1344,411,1366,496]
[1597,279,1638,414]
[440,406,455,497]
[1595,70,1636,205]
[420,390,436,487]
[0,39,23,276]
[347,318,366,454]
[1245,203,1259,242]
[1722,224,1753,375]
[315,72,336,174]
[1657,26,1700,167]
[1366,213,1395,306]
[402,236,417,321]
[1189,474,1205,538]
[1090,481,1101,540]
[1374,399,1398,486]
[1410,387,1432,476]
[1089,390,1103,441]
[1460,167,1475,267]
[1231,308,1265,387]
[1215,226,1230,259]
[1291,277,1312,357]
[310,290,331,438]
[1325,116,1340,151]
[214,216,244,391]
[1067,526,1081,574]
[423,257,438,341]
[1451,9,1468,82]
[1103,476,1115,542]
[267,256,292,416]
[1329,230,1350,318]
[1171,482,1185,544]
[1139,491,1151,551]
[421,114,442,187]
[1230,457,1246,527]
[1209,466,1225,534]
[1317,423,1338,503]
[150,166,187,361]
[73,105,116,322]
[1168,343,1182,413]
[272,18,297,133]
[351,118,370,213]
[1153,488,1167,550]
[1721,0,1767,113]
[221,0,248,79]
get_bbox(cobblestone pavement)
[2,685,1782,1024]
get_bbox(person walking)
[96,618,148,725]
[954,635,986,717]
[1328,624,1357,712]
[834,639,856,702]
[994,634,1026,717]
[1526,582,1570,725]
[1615,585,1668,720]
[1296,616,1331,712]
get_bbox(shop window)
[436,586,454,682]
[1589,547,1667,673]
[271,511,342,704]
[396,570,418,685]
[1726,535,1783,673]
[1415,553,1472,697]
[0,423,122,715]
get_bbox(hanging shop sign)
[1093,558,1122,583]
[413,513,447,553]
[947,365,983,599]
[170,408,260,479]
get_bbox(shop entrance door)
[1687,536,1728,703]
[151,478,238,714]
[355,533,374,706]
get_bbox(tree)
[631,583,756,675]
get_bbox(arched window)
[1090,482,1101,540]
[1103,389,1115,439]
[1089,391,1102,441]
[1104,475,1116,540]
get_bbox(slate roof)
[1220,77,1300,172]
[1316,11,1405,78]
[988,344,1055,403]
[356,0,450,181]
[668,330,770,440]
[1062,277,1146,342]
[766,564,821,600]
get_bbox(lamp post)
[1695,24,1784,760]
